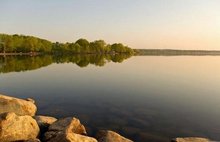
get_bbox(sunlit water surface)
[1,56,220,142]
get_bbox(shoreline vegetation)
[0,33,134,55]
[1,33,220,57]
[2,49,220,56]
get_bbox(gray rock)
[96,130,133,142]
[0,94,37,116]
[0,112,40,142]
[49,117,86,134]
[172,137,211,142]
[46,132,97,142]
[34,115,57,130]
[34,115,57,139]
[44,117,87,141]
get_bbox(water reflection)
[1,56,220,142]
[0,54,132,73]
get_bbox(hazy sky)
[0,0,220,49]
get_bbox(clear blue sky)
[1,0,220,49]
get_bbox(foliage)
[0,33,134,54]
[0,34,52,53]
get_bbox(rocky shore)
[0,94,212,142]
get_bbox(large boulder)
[96,130,133,142]
[48,117,86,134]
[0,112,40,142]
[0,94,37,116]
[172,137,210,142]
[46,132,97,142]
[44,117,87,141]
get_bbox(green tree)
[90,40,107,53]
[75,39,89,47]
[0,33,134,55]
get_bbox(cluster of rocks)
[0,94,133,142]
[0,94,212,142]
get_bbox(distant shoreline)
[0,52,40,56]
[2,49,220,56]
[134,49,220,56]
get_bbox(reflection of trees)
[110,54,132,63]
[52,54,132,67]
[0,54,133,73]
[0,55,53,73]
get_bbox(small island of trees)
[0,34,134,55]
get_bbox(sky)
[0,0,220,49]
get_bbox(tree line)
[0,34,134,54]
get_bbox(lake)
[1,55,220,142]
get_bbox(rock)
[23,138,41,142]
[44,117,87,141]
[0,112,40,142]
[34,115,57,139]
[96,130,133,142]
[48,117,87,134]
[172,137,210,142]
[46,132,97,142]
[0,94,37,116]
[26,98,35,104]
[34,115,57,130]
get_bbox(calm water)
[1,55,220,142]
